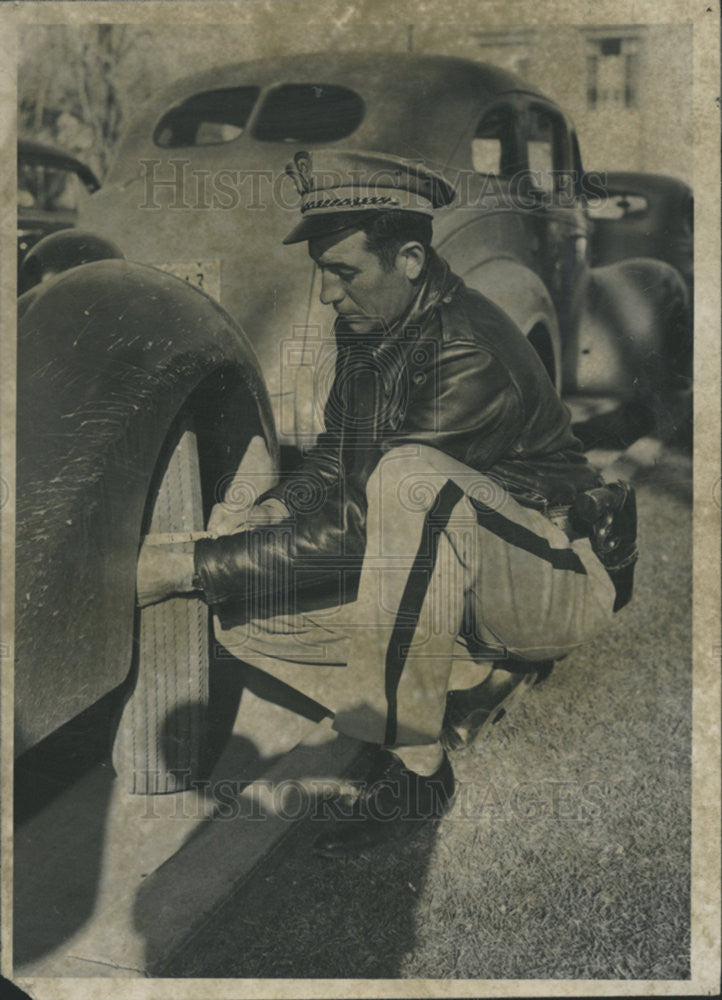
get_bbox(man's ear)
[397,241,426,281]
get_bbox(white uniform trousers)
[213,445,616,746]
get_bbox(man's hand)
[207,435,281,536]
[136,542,196,608]
[137,495,291,607]
[207,496,291,537]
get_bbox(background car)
[586,171,693,383]
[587,171,693,290]
[17,138,100,271]
[16,53,692,787]
[69,52,691,437]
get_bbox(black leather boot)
[313,748,455,857]
[441,665,543,751]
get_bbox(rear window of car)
[252,84,364,142]
[154,87,260,147]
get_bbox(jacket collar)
[388,248,460,336]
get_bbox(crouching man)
[137,151,630,857]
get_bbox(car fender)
[18,229,124,295]
[455,255,562,388]
[16,258,277,753]
[574,257,690,397]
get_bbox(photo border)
[1,2,719,997]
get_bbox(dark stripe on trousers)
[469,496,587,575]
[384,479,465,747]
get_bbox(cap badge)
[287,150,315,196]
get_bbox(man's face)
[309,227,422,335]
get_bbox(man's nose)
[319,271,344,306]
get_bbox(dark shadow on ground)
[13,691,122,966]
[572,388,692,454]
[202,652,245,775]
[145,739,438,979]
[14,687,123,826]
[0,975,34,1000]
[132,661,361,974]
[12,652,266,968]
[231,657,332,727]
[13,764,115,968]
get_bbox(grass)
[162,457,692,981]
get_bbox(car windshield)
[253,84,364,142]
[18,162,87,214]
[154,87,261,147]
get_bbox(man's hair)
[359,211,433,271]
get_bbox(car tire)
[111,413,209,794]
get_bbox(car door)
[438,97,531,273]
[437,97,564,386]
[519,101,590,340]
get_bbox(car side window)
[154,87,260,147]
[585,191,649,221]
[525,105,572,195]
[471,106,517,177]
[253,85,364,142]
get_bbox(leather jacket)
[195,250,601,618]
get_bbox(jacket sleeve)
[194,477,366,618]
[385,340,525,468]
[194,341,369,618]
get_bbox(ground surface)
[162,446,693,980]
